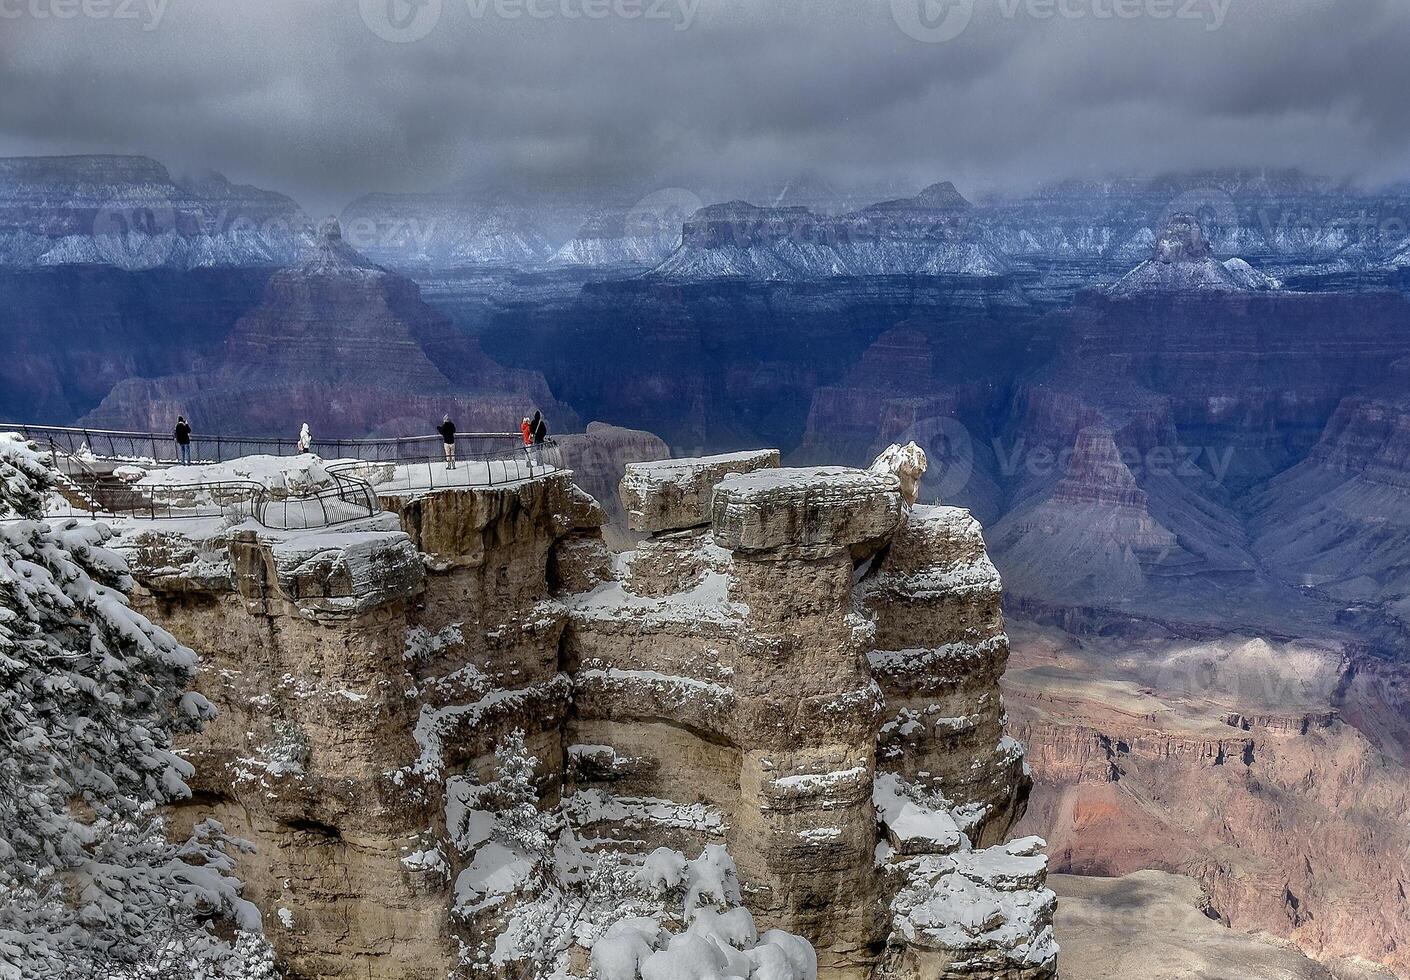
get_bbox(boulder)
[869,442,928,507]
[620,449,779,533]
[711,466,902,554]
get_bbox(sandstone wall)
[111,447,1053,979]
[558,452,1056,977]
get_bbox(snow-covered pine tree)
[487,729,555,865]
[0,433,272,979]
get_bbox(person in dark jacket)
[174,416,192,465]
[437,414,457,470]
[529,411,548,467]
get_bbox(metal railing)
[37,438,379,528]
[4,424,563,528]
[45,475,268,523]
[254,468,381,530]
[327,440,564,494]
[1,422,521,465]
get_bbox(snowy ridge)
[0,154,308,270]
[647,190,1008,283]
[576,667,736,714]
[563,790,729,839]
[867,634,1008,680]
[558,556,749,626]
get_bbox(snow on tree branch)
[0,433,271,979]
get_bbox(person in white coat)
[296,422,313,454]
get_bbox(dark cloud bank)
[0,0,1406,213]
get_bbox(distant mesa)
[80,219,574,437]
[1107,212,1281,295]
[0,154,309,271]
[650,179,1010,283]
[863,180,974,213]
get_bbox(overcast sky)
[1,0,1406,214]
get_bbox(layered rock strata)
[81,217,572,437]
[1004,622,1410,978]
[564,449,1054,976]
[106,445,1051,978]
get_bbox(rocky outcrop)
[110,512,448,977]
[1106,213,1256,295]
[108,444,1052,979]
[109,470,605,979]
[555,422,672,541]
[620,449,780,533]
[564,448,1055,977]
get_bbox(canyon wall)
[1002,623,1410,979]
[104,446,1053,978]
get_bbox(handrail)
[254,473,380,531]
[7,424,557,526]
[327,440,564,493]
[36,436,380,528]
[46,474,271,523]
[1,422,522,465]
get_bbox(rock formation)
[102,443,1053,978]
[650,186,1009,283]
[1107,213,1273,295]
[81,217,574,437]
[0,154,309,270]
[556,421,672,543]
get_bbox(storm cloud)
[0,0,1406,213]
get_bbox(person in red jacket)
[520,417,533,472]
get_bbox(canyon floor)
[1005,621,1410,978]
[1052,871,1396,980]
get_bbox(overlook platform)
[2,422,566,529]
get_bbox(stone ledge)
[711,466,902,553]
[621,449,780,533]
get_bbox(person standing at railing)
[520,416,533,469]
[438,414,457,470]
[530,410,549,468]
[174,416,192,465]
[297,422,313,454]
